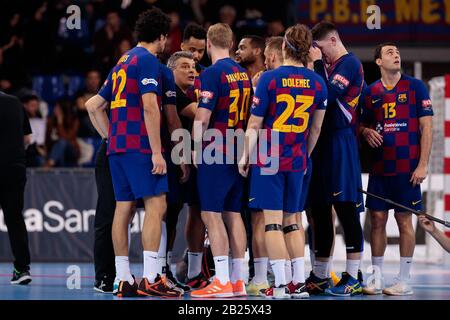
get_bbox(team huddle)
[86,8,434,299]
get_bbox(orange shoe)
[191,278,233,298]
[232,280,247,297]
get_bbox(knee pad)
[265,224,282,232]
[283,224,299,234]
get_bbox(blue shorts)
[298,158,312,212]
[249,166,305,214]
[197,163,243,213]
[308,128,363,205]
[109,153,168,201]
[366,174,422,213]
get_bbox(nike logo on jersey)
[412,200,422,206]
[333,191,343,197]
[356,202,363,208]
[249,198,255,202]
[372,99,381,104]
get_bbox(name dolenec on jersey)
[362,74,434,176]
[251,66,328,172]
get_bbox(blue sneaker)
[325,272,363,297]
[305,271,330,295]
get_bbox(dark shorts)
[366,174,422,212]
[197,163,243,213]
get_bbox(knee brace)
[283,224,299,234]
[334,202,364,254]
[265,224,282,232]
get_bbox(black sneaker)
[94,276,114,294]
[11,269,32,285]
[137,274,182,298]
[116,276,139,298]
[185,272,209,289]
[305,271,330,295]
[166,270,190,293]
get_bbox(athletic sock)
[187,251,203,279]
[291,257,305,284]
[346,259,360,279]
[143,251,158,283]
[157,221,167,275]
[213,256,230,285]
[115,256,134,284]
[231,258,245,283]
[372,256,384,275]
[270,259,287,287]
[313,260,329,279]
[399,257,413,282]
[285,259,293,283]
[253,257,268,284]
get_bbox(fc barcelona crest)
[398,93,408,103]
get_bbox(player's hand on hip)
[151,153,167,175]
[180,163,190,183]
[363,128,383,148]
[418,215,435,233]
[410,165,427,186]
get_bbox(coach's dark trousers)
[0,166,30,272]
[94,140,116,281]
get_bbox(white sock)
[372,256,384,275]
[187,251,203,279]
[167,251,173,266]
[309,250,315,268]
[270,259,287,287]
[313,260,329,279]
[115,256,133,284]
[231,258,245,283]
[213,256,230,285]
[128,224,131,250]
[399,257,413,281]
[285,260,293,284]
[253,257,268,284]
[327,256,334,278]
[346,259,360,279]
[292,257,305,284]
[143,251,159,283]
[157,221,167,275]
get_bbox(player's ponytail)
[284,24,312,67]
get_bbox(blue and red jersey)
[198,57,252,154]
[98,46,162,155]
[251,66,328,172]
[320,52,364,134]
[361,74,434,176]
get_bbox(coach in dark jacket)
[0,91,32,285]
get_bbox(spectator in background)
[45,99,80,167]
[0,11,28,93]
[267,20,286,37]
[93,10,133,76]
[165,11,182,56]
[76,70,102,139]
[22,94,47,167]
[112,38,133,66]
